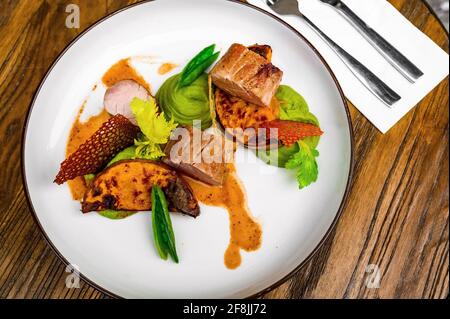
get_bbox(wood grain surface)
[0,0,448,299]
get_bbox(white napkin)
[247,0,449,133]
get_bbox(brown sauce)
[102,58,151,92]
[66,109,111,200]
[67,58,151,199]
[185,164,262,269]
[65,58,261,269]
[158,62,178,75]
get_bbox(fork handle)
[335,1,423,82]
[301,15,401,106]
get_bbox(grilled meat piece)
[211,43,283,107]
[82,159,199,217]
[104,79,151,125]
[163,126,228,186]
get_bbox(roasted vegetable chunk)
[215,89,279,146]
[82,160,199,217]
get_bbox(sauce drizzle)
[186,164,262,269]
[158,62,178,75]
[66,110,111,200]
[102,58,151,92]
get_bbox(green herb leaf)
[134,134,165,160]
[179,44,220,87]
[130,97,177,160]
[151,185,179,263]
[285,140,319,189]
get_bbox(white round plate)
[23,0,353,298]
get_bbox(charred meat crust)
[248,44,272,61]
[81,159,199,217]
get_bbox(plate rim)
[21,0,355,299]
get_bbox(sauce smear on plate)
[102,58,151,92]
[67,58,151,199]
[158,62,178,75]
[186,164,262,269]
[66,110,111,200]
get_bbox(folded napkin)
[247,0,449,133]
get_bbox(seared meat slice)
[104,80,150,125]
[163,126,227,186]
[82,159,199,217]
[210,43,283,107]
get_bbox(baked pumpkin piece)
[81,160,199,217]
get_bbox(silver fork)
[266,0,401,107]
[318,0,423,83]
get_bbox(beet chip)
[54,114,140,184]
[259,120,323,147]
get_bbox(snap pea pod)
[151,185,179,263]
[178,44,220,88]
[181,44,215,76]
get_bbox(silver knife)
[319,0,424,83]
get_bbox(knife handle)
[301,14,401,106]
[335,1,424,83]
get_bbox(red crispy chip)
[259,120,323,147]
[54,114,140,184]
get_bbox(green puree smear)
[156,73,211,130]
[257,85,322,189]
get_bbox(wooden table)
[0,0,448,299]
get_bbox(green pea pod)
[179,44,220,88]
[179,52,220,88]
[151,185,179,263]
[151,187,168,260]
[181,44,215,78]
